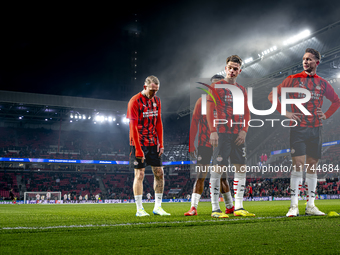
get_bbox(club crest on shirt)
[216,156,223,162]
[134,160,139,165]
[315,85,321,90]
[197,155,202,161]
[153,103,157,107]
[290,148,295,154]
[298,81,305,88]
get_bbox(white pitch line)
[0,215,289,231]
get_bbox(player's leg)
[131,146,149,216]
[133,167,149,216]
[210,134,229,218]
[151,166,170,216]
[184,169,207,216]
[220,175,234,214]
[304,128,325,216]
[286,155,305,217]
[286,127,308,217]
[230,134,255,217]
[233,164,254,216]
[185,146,212,216]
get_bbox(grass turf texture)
[1,200,339,254]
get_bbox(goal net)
[24,192,61,204]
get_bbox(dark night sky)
[1,0,340,103]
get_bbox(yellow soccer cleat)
[136,208,150,217]
[153,206,171,216]
[233,208,255,217]
[211,210,229,218]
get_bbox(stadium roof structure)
[0,90,128,124]
[177,20,340,117]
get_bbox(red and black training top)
[189,97,212,153]
[268,71,340,127]
[206,79,250,134]
[127,92,163,157]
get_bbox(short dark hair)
[226,55,243,67]
[210,74,224,82]
[305,48,321,61]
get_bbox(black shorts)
[196,146,213,165]
[290,126,322,159]
[130,145,163,169]
[212,133,246,165]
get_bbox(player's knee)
[293,161,304,170]
[135,171,145,181]
[153,167,164,179]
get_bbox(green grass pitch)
[1,200,339,254]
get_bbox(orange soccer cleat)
[184,206,197,216]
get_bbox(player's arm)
[319,83,340,119]
[206,84,218,147]
[155,98,164,157]
[235,88,250,146]
[127,99,144,159]
[189,100,200,157]
[268,77,303,122]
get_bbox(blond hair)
[145,75,160,85]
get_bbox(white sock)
[290,171,303,207]
[154,193,163,209]
[191,193,201,209]
[234,172,246,210]
[305,173,317,207]
[222,191,233,209]
[135,195,143,211]
[210,171,221,211]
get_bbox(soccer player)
[268,48,340,217]
[247,184,253,201]
[46,192,51,202]
[63,193,67,202]
[9,189,16,204]
[207,55,255,217]
[185,75,234,218]
[36,193,40,204]
[146,192,151,202]
[127,75,170,217]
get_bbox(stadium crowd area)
[0,126,189,162]
[1,167,339,201]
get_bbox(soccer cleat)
[153,206,171,216]
[225,205,235,214]
[211,210,229,218]
[135,208,150,217]
[305,205,325,216]
[184,206,197,216]
[234,208,255,217]
[286,205,299,217]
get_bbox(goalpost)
[24,192,61,204]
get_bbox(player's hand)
[136,156,145,163]
[285,111,303,122]
[157,144,164,157]
[189,148,197,159]
[316,107,326,120]
[210,132,219,147]
[235,130,246,146]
